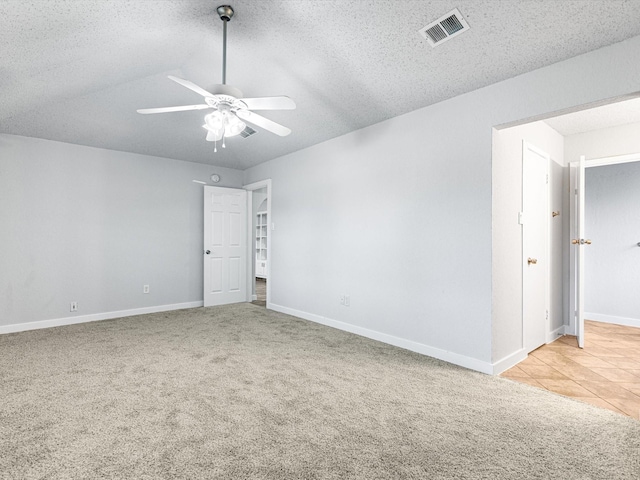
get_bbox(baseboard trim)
[546,325,566,344]
[585,313,640,329]
[269,303,493,375]
[491,349,527,375]
[492,324,568,376]
[0,301,204,335]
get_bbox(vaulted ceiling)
[2,0,640,169]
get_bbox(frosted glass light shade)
[223,112,246,137]
[204,111,224,132]
[203,110,245,138]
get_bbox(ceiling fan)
[137,5,295,151]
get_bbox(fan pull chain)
[223,122,227,149]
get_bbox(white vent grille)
[240,125,257,138]
[419,8,469,47]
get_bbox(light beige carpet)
[1,303,639,479]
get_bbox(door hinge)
[546,310,549,320]
[546,174,549,184]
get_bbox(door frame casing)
[243,179,272,309]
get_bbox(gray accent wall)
[585,162,640,323]
[565,121,640,326]
[0,134,243,327]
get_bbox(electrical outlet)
[70,302,78,312]
[339,295,345,305]
[143,285,150,294]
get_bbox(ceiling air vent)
[419,8,469,47]
[240,125,257,138]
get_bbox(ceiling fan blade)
[168,75,215,98]
[137,104,210,114]
[235,110,291,137]
[240,96,296,111]
[205,129,223,142]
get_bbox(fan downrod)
[217,5,234,22]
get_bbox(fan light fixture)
[136,4,296,153]
[203,110,246,151]
[202,5,246,152]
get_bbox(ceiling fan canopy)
[136,4,296,151]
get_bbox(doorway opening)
[570,154,640,336]
[244,179,272,309]
[251,190,267,308]
[496,98,640,419]
[253,278,267,307]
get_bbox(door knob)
[572,239,592,245]
[205,250,211,255]
[528,258,538,265]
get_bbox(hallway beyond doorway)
[502,321,640,420]
[251,278,266,307]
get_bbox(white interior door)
[569,156,587,348]
[522,141,550,353]
[204,186,247,307]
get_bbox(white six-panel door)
[204,186,247,307]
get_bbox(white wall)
[491,122,565,366]
[0,134,243,331]
[245,96,493,371]
[565,121,640,162]
[244,35,640,374]
[583,161,640,326]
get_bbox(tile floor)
[502,320,640,420]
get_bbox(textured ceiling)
[3,0,640,170]
[544,97,640,136]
